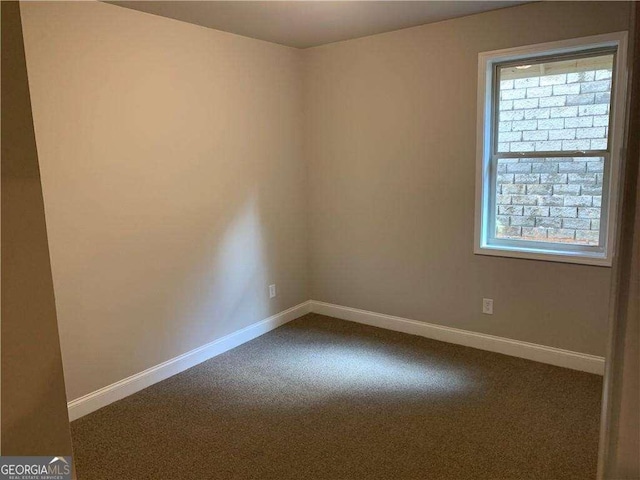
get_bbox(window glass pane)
[497,54,614,153]
[495,157,603,245]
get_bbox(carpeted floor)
[71,313,603,479]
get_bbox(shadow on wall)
[47,169,286,403]
[172,195,271,353]
[18,0,307,405]
[1,1,73,455]
[42,160,287,404]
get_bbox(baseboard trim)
[68,298,604,420]
[309,300,605,375]
[67,301,312,421]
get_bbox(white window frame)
[474,32,628,267]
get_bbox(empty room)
[1,1,639,479]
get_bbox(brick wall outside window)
[495,69,611,245]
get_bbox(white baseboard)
[67,301,312,421]
[309,300,605,375]
[68,298,604,420]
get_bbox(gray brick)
[565,195,593,207]
[500,100,513,111]
[579,104,608,116]
[527,86,553,98]
[591,139,607,150]
[515,77,539,89]
[591,219,601,230]
[593,196,602,208]
[500,79,514,90]
[549,128,576,140]
[562,139,591,151]
[519,157,554,162]
[523,206,549,217]
[550,106,578,118]
[502,184,526,195]
[502,88,526,100]
[527,184,553,195]
[510,215,535,227]
[582,185,603,195]
[563,218,591,229]
[522,130,548,141]
[593,115,610,127]
[558,162,587,173]
[567,71,595,83]
[565,116,593,128]
[499,121,512,132]
[540,74,567,86]
[507,163,532,173]
[537,195,564,206]
[513,99,539,110]
[497,164,507,174]
[587,161,604,173]
[569,173,598,184]
[595,92,611,104]
[595,70,612,81]
[497,174,514,184]
[548,228,576,240]
[566,93,595,106]
[497,194,512,205]
[497,143,509,153]
[580,80,611,93]
[537,118,565,130]
[539,96,566,107]
[497,226,522,237]
[576,127,606,139]
[499,205,523,215]
[499,158,521,164]
[500,110,525,121]
[515,173,540,184]
[578,207,601,219]
[499,131,522,142]
[550,206,577,218]
[535,141,562,151]
[553,184,581,195]
[524,108,551,120]
[536,217,562,228]
[532,163,558,173]
[510,142,536,152]
[575,230,600,243]
[540,173,567,184]
[522,227,548,239]
[596,173,604,186]
[553,83,581,95]
[511,195,538,206]
[512,120,538,131]
[496,215,510,226]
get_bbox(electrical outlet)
[482,298,493,315]
[269,284,277,299]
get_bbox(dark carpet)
[71,313,603,479]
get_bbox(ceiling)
[109,1,529,49]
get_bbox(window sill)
[474,243,612,267]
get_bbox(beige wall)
[19,1,632,407]
[304,1,631,356]
[20,1,308,401]
[1,1,72,455]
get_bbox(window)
[475,33,628,266]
